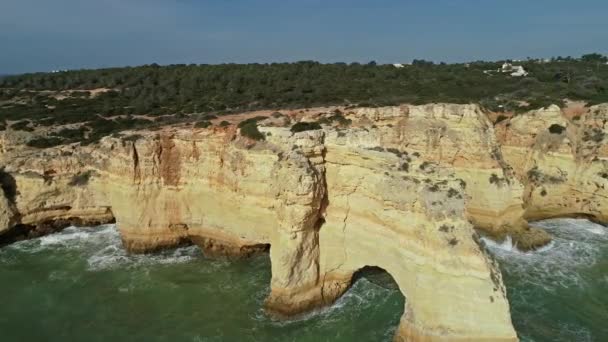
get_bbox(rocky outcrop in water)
[2,103,608,341]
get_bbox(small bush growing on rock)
[195,121,212,128]
[219,121,230,127]
[318,113,352,127]
[68,170,94,186]
[11,120,34,131]
[447,188,460,198]
[239,118,265,141]
[26,136,63,148]
[290,121,322,133]
[237,117,267,129]
[54,127,87,140]
[489,173,511,187]
[459,179,467,189]
[399,162,409,172]
[427,184,440,192]
[439,224,454,233]
[548,124,566,134]
[419,161,432,171]
[527,167,542,183]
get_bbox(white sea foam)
[482,218,608,291]
[5,224,201,271]
[86,242,200,271]
[259,277,397,327]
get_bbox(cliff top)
[1,54,607,151]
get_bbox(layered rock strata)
[2,103,607,341]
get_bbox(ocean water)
[0,219,606,342]
[482,219,608,342]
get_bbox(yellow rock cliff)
[2,103,608,341]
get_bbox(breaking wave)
[481,218,608,291]
[483,218,608,342]
[3,224,201,271]
[260,277,398,326]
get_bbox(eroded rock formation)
[2,103,608,341]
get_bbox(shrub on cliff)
[26,137,64,148]
[290,122,322,133]
[10,120,34,132]
[68,170,94,186]
[239,122,265,141]
[317,113,352,127]
[238,117,266,141]
[237,117,267,128]
[195,120,212,128]
[54,127,87,140]
[548,124,566,134]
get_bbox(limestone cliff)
[497,104,608,225]
[2,103,608,341]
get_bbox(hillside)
[1,55,607,143]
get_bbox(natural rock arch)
[263,139,518,341]
[1,123,521,341]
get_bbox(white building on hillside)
[501,63,528,77]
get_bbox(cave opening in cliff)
[351,266,400,290]
[0,208,117,248]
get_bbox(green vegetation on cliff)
[0,54,606,147]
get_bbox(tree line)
[0,53,606,147]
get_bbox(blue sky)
[1,0,607,73]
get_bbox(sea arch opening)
[347,265,405,336]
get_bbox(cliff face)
[347,104,535,244]
[496,105,608,224]
[2,103,607,341]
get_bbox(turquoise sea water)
[0,218,606,341]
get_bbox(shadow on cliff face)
[1,216,118,248]
[0,168,17,205]
[352,266,400,291]
[0,169,117,247]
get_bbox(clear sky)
[1,0,607,74]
